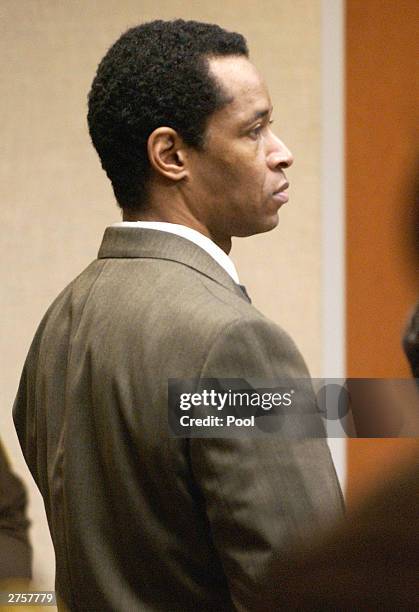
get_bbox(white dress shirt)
[112,221,240,284]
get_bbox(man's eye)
[249,125,262,138]
[249,120,274,139]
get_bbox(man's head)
[88,20,247,209]
[88,19,293,250]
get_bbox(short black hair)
[87,19,248,210]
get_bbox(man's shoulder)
[70,255,264,328]
[36,256,299,369]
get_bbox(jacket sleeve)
[189,317,344,610]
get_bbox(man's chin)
[233,215,279,238]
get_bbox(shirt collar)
[112,221,240,284]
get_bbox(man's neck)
[122,209,232,254]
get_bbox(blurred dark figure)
[403,302,419,381]
[251,313,419,610]
[403,158,419,381]
[247,159,419,609]
[251,449,419,611]
[0,439,32,584]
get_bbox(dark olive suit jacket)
[13,227,343,611]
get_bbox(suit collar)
[112,221,239,284]
[98,226,249,302]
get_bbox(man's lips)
[272,181,290,204]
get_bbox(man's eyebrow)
[242,107,272,126]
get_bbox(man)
[13,20,343,611]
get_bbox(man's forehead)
[208,55,271,119]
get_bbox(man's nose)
[266,136,294,170]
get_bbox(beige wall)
[1,1,322,588]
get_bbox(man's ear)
[147,127,188,181]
